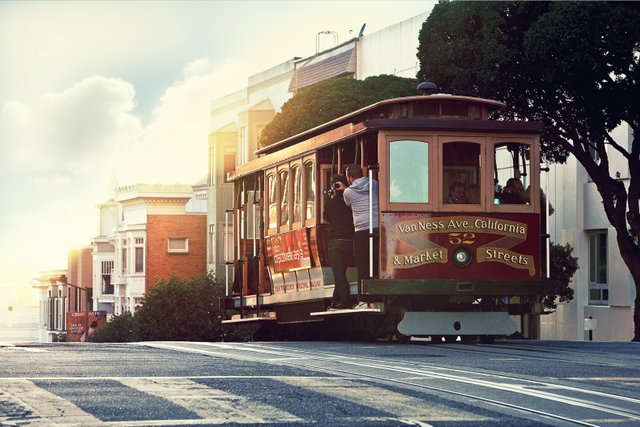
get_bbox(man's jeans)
[328,239,354,306]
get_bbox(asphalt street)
[1,339,639,426]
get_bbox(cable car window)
[292,165,302,223]
[304,161,315,222]
[389,140,429,203]
[279,169,289,226]
[442,142,481,204]
[494,143,530,205]
[267,174,276,229]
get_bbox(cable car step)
[310,304,384,317]
[221,312,277,324]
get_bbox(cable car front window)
[442,141,481,204]
[389,140,429,204]
[494,143,530,205]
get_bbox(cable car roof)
[256,94,507,156]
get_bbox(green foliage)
[90,312,136,343]
[544,243,578,309]
[417,1,640,164]
[417,1,517,99]
[134,274,226,341]
[418,0,640,340]
[90,274,241,343]
[258,75,419,147]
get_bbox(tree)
[417,1,640,340]
[134,274,226,341]
[258,75,419,147]
[90,312,136,343]
[546,243,578,310]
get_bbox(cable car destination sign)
[385,215,535,276]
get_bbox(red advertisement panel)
[66,311,107,342]
[266,229,312,273]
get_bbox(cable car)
[222,88,553,343]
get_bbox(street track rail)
[142,341,640,426]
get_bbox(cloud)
[114,58,249,185]
[0,57,253,280]
[0,76,141,176]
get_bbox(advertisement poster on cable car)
[66,311,107,342]
[265,229,312,273]
[380,212,540,281]
[267,229,311,273]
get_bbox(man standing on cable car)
[323,174,354,310]
[343,164,379,301]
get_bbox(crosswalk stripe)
[1,376,488,425]
[117,377,302,424]
[277,376,487,422]
[0,379,102,426]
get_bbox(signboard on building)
[66,311,107,342]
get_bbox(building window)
[239,126,247,164]
[168,237,189,253]
[101,260,114,294]
[74,287,82,312]
[208,224,215,264]
[134,238,144,273]
[121,239,128,274]
[589,230,608,305]
[224,152,236,183]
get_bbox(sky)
[0,0,434,306]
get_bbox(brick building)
[145,213,207,293]
[92,184,207,315]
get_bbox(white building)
[92,200,118,314]
[207,12,429,281]
[91,184,207,316]
[541,124,635,341]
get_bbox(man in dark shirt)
[323,174,354,309]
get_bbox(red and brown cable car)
[223,90,552,342]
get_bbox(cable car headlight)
[452,246,473,268]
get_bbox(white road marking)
[144,342,640,422]
[1,345,48,352]
[0,378,102,426]
[117,377,301,424]
[277,376,487,422]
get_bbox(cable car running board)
[222,313,277,324]
[310,307,384,316]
